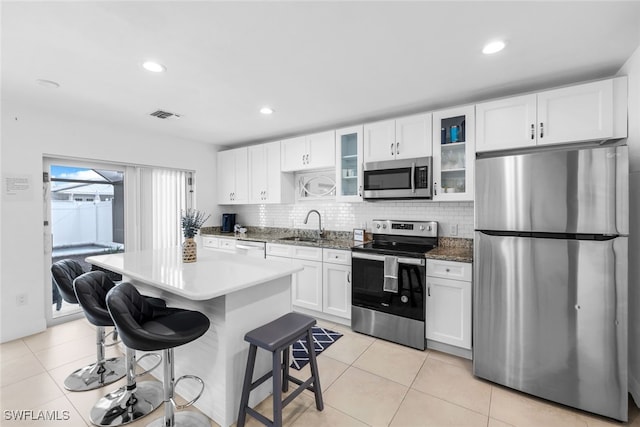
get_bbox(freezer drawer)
[473,232,628,421]
[475,145,628,235]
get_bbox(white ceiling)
[3,1,640,148]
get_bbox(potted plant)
[181,209,210,262]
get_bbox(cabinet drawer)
[291,245,323,261]
[266,243,294,258]
[218,238,236,251]
[323,249,351,265]
[427,259,472,281]
[202,236,219,249]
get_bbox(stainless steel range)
[351,220,438,350]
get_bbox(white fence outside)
[52,200,113,247]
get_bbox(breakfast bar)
[86,248,303,427]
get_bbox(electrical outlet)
[16,293,27,306]
[449,224,458,236]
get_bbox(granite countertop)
[201,227,473,262]
[200,227,361,251]
[425,237,473,263]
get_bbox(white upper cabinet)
[432,105,475,201]
[396,113,433,160]
[476,94,537,152]
[248,141,294,204]
[364,113,432,163]
[281,131,335,172]
[217,147,248,204]
[335,126,364,202]
[476,77,627,152]
[537,80,613,146]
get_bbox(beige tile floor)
[1,317,639,427]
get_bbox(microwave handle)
[411,162,416,193]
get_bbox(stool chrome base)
[89,380,163,426]
[64,357,126,391]
[147,411,211,427]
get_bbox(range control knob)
[376,223,381,229]
[382,224,387,229]
[419,225,425,231]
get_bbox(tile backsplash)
[227,200,474,239]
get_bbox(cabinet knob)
[396,142,400,155]
[540,122,544,138]
[390,143,394,156]
[446,268,450,272]
[531,123,535,140]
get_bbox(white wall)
[618,43,640,408]
[231,200,474,239]
[0,100,220,342]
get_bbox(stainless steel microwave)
[363,157,432,200]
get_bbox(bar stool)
[237,312,324,427]
[73,271,166,426]
[52,259,117,391]
[106,282,211,427]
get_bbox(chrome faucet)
[304,209,324,240]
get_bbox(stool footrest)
[282,376,315,408]
[249,369,274,392]
[245,407,274,427]
[171,374,205,410]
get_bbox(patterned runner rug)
[290,326,343,370]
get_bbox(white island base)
[134,276,290,427]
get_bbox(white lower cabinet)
[426,259,472,350]
[322,250,351,319]
[293,259,323,311]
[266,244,351,320]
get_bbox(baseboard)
[630,372,640,408]
[426,339,472,360]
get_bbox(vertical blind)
[125,167,193,251]
[151,168,192,249]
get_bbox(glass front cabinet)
[335,126,364,202]
[432,105,475,201]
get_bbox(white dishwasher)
[202,236,265,258]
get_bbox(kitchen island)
[86,248,303,427]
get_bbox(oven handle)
[352,252,425,266]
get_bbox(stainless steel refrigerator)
[474,144,629,421]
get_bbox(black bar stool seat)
[106,282,211,427]
[237,312,324,427]
[74,271,166,426]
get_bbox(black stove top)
[352,239,436,257]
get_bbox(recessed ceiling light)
[142,61,166,73]
[36,79,60,89]
[260,106,274,115]
[482,40,506,55]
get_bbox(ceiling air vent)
[149,110,181,120]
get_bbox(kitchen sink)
[279,236,325,244]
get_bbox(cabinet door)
[426,276,472,349]
[323,262,351,319]
[432,105,475,201]
[217,150,235,204]
[263,141,283,203]
[335,126,363,202]
[232,147,249,204]
[307,131,335,169]
[395,113,432,159]
[537,79,614,146]
[248,144,267,203]
[364,119,395,163]
[476,94,537,152]
[292,259,323,311]
[281,136,306,172]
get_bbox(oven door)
[351,252,425,321]
[363,158,432,199]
